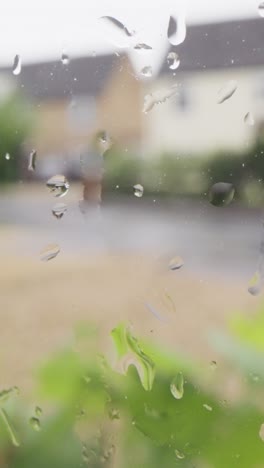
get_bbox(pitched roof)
[15,53,122,100]
[160,18,264,74]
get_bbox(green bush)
[0,93,32,183]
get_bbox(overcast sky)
[0,0,258,67]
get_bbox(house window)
[68,95,96,131]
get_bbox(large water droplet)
[140,66,152,78]
[29,416,41,431]
[111,324,155,391]
[259,423,264,441]
[28,149,37,171]
[0,408,20,447]
[209,182,235,207]
[40,243,60,262]
[244,112,255,126]
[52,202,67,219]
[217,80,237,104]
[134,43,152,51]
[100,16,134,37]
[167,51,180,70]
[0,387,17,403]
[95,130,112,156]
[5,153,10,160]
[203,403,213,411]
[12,54,21,75]
[248,271,261,296]
[170,372,184,399]
[61,52,70,65]
[258,2,264,17]
[46,175,69,197]
[175,449,185,459]
[133,183,144,197]
[143,86,177,113]
[167,14,186,46]
[35,406,42,417]
[169,256,184,270]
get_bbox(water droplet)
[169,256,184,270]
[29,416,41,431]
[5,153,10,160]
[145,302,167,322]
[210,360,217,370]
[248,271,262,296]
[175,449,185,459]
[167,14,186,46]
[244,112,255,126]
[35,406,42,417]
[140,66,152,78]
[0,387,17,403]
[12,54,21,75]
[143,86,177,113]
[133,183,144,197]
[217,80,237,104]
[0,408,20,447]
[100,16,134,37]
[95,130,112,156]
[258,2,264,17]
[40,243,60,262]
[167,51,180,70]
[170,372,184,399]
[61,51,69,65]
[46,174,69,197]
[108,408,120,420]
[111,324,155,391]
[209,182,235,207]
[134,43,152,51]
[259,423,264,441]
[52,202,67,219]
[203,403,212,411]
[28,149,37,171]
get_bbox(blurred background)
[2,1,264,467]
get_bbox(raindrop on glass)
[29,417,41,431]
[0,408,20,447]
[248,271,261,296]
[134,43,152,51]
[61,52,70,65]
[258,2,264,17]
[100,16,134,37]
[40,243,60,262]
[217,80,237,104]
[209,182,235,207]
[170,372,184,399]
[46,174,69,197]
[167,14,186,46]
[169,256,184,271]
[167,51,180,70]
[259,423,264,441]
[143,86,177,113]
[0,388,16,403]
[96,130,112,156]
[108,408,120,420]
[28,149,37,171]
[12,54,21,75]
[133,183,144,198]
[203,403,213,411]
[175,449,185,459]
[52,202,67,219]
[140,66,152,78]
[5,153,10,160]
[244,112,255,126]
[35,406,42,417]
[210,360,217,370]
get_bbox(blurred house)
[16,53,142,177]
[142,18,264,156]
